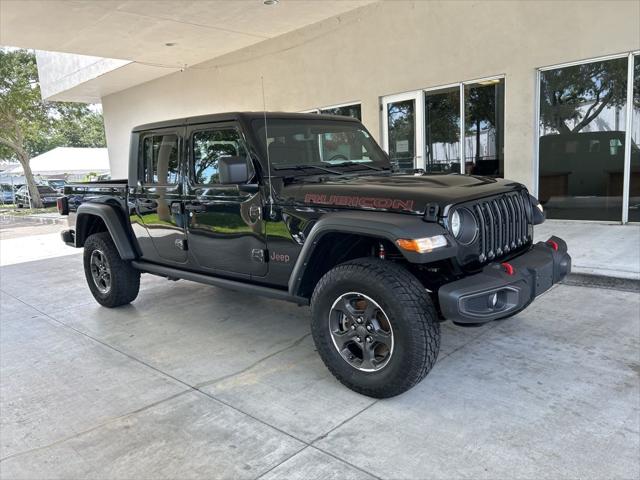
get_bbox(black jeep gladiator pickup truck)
[58,112,571,398]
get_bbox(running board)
[131,261,309,305]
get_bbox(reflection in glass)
[629,55,640,222]
[539,58,628,220]
[320,104,362,120]
[387,100,415,171]
[193,129,245,185]
[425,87,460,174]
[464,79,504,177]
[142,134,180,184]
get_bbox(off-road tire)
[83,232,140,308]
[311,258,440,398]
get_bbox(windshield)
[48,180,65,187]
[253,119,389,174]
[37,186,57,194]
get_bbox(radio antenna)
[261,76,275,216]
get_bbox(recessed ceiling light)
[263,0,279,5]
[165,42,177,47]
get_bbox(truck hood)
[278,173,526,216]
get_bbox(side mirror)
[218,156,250,184]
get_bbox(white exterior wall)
[102,0,640,187]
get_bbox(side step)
[131,261,309,305]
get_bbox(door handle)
[249,205,262,221]
[185,203,206,213]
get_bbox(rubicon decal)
[304,193,415,211]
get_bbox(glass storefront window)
[383,78,504,176]
[464,79,505,177]
[629,55,640,222]
[387,100,416,171]
[538,57,628,221]
[320,104,362,120]
[425,87,460,174]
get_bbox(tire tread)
[83,232,140,308]
[311,258,440,398]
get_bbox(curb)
[0,214,66,225]
[562,272,640,293]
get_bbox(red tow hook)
[546,239,559,251]
[501,262,515,276]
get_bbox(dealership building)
[2,0,639,222]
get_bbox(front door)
[382,91,424,171]
[184,123,267,278]
[133,128,188,264]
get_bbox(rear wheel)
[311,258,440,398]
[83,232,140,307]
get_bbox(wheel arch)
[75,203,138,260]
[287,211,456,298]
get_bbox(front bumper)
[438,236,571,324]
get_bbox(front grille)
[469,190,532,263]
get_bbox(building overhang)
[1,0,376,103]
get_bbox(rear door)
[184,122,267,278]
[133,128,188,264]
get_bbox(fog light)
[396,235,448,253]
[488,292,498,308]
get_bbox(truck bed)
[64,179,128,195]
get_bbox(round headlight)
[450,208,478,245]
[450,210,461,238]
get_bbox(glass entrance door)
[382,92,423,171]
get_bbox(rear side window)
[142,134,180,184]
[192,128,249,185]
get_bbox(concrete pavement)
[534,220,640,281]
[0,218,639,479]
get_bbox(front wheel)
[83,232,140,308]
[311,258,440,398]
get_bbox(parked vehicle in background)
[14,185,62,208]
[1,184,15,204]
[57,112,571,398]
[47,179,67,193]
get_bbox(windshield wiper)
[273,164,342,175]
[330,161,386,171]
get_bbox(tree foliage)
[0,48,106,207]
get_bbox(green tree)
[0,49,106,208]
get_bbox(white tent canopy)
[5,147,109,177]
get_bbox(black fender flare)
[75,203,137,260]
[287,211,457,296]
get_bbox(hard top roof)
[132,111,361,133]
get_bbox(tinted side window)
[192,128,247,185]
[142,134,180,184]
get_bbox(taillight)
[57,197,69,215]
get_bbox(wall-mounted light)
[263,0,279,5]
[165,42,177,47]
